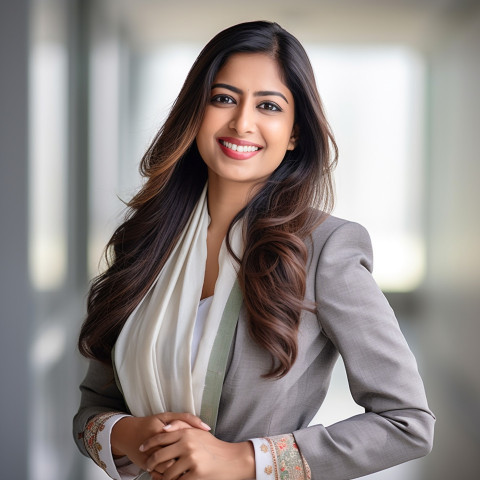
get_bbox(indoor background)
[1,0,479,479]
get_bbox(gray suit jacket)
[73,216,435,479]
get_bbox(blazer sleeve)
[73,359,130,457]
[293,221,435,479]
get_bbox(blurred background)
[1,0,479,479]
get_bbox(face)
[196,53,296,188]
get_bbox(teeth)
[220,140,259,153]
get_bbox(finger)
[150,472,163,480]
[144,444,181,473]
[162,457,191,480]
[140,431,180,452]
[156,412,211,431]
[163,420,193,432]
[153,459,176,475]
[173,472,194,480]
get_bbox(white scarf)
[114,185,243,417]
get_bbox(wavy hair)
[78,21,337,378]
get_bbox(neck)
[207,175,255,234]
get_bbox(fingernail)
[139,445,145,452]
[201,422,211,430]
[163,423,172,430]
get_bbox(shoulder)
[303,211,374,281]
[307,212,372,259]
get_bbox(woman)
[73,21,435,480]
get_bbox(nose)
[228,103,255,135]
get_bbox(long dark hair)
[78,21,337,378]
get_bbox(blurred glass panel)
[128,45,199,171]
[29,41,68,290]
[308,46,426,291]
[88,31,123,276]
[28,3,83,480]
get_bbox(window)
[308,46,426,292]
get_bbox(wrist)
[111,416,134,457]
[234,441,255,480]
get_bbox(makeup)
[217,137,263,160]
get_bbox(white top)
[191,296,214,368]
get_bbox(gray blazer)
[73,216,435,479]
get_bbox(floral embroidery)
[276,438,287,450]
[265,433,311,480]
[265,465,274,475]
[261,443,269,453]
[83,412,123,471]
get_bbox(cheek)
[196,124,208,146]
[265,119,295,147]
[197,107,214,134]
[199,105,227,130]
[196,123,214,153]
[196,110,225,149]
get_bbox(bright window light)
[29,42,68,290]
[307,46,426,291]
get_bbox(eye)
[258,101,282,112]
[211,94,236,105]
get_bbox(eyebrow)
[211,83,289,104]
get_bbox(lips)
[217,137,263,160]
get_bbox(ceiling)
[106,0,480,51]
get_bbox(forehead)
[214,53,289,91]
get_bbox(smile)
[219,139,260,152]
[217,137,263,160]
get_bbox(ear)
[287,125,299,150]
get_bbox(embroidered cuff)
[254,434,311,480]
[250,437,275,478]
[83,412,133,479]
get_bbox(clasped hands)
[111,412,255,480]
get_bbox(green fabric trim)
[200,281,243,434]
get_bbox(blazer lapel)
[200,280,243,433]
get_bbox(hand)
[110,412,211,478]
[140,428,255,480]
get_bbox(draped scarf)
[114,184,243,417]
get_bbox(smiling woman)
[73,20,434,480]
